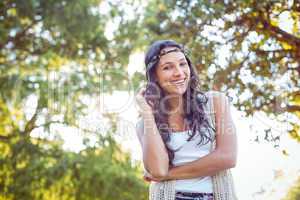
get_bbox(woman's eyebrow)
[161,58,186,66]
[161,61,173,66]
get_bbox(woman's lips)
[170,78,186,85]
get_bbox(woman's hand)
[135,87,154,117]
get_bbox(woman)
[135,40,237,200]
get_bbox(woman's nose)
[173,64,184,77]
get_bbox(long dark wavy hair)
[144,40,215,166]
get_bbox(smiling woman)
[135,40,238,200]
[154,47,190,96]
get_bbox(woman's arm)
[136,114,169,179]
[163,92,237,180]
[135,87,169,179]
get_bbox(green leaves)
[0,1,147,199]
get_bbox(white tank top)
[166,128,213,193]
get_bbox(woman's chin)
[166,87,187,96]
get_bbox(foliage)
[1,0,299,198]
[0,0,147,199]
[0,132,147,200]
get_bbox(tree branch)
[286,105,300,112]
[260,18,300,47]
[0,135,12,141]
[23,110,39,135]
[22,98,42,135]
[272,8,291,18]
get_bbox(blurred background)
[1,0,300,199]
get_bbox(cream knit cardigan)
[148,91,238,200]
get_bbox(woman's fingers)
[135,88,146,103]
[135,87,153,114]
[147,99,154,107]
[143,170,154,182]
[137,87,146,97]
[143,175,152,182]
[143,173,163,182]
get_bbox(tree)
[0,0,146,199]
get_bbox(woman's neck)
[166,95,188,132]
[167,95,184,116]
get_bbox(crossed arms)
[136,92,237,181]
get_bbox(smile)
[170,78,186,85]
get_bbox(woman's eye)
[180,62,187,66]
[163,66,170,70]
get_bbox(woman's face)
[154,47,191,96]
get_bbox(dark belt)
[175,191,213,200]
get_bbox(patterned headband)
[146,46,189,69]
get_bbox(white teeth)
[171,79,185,84]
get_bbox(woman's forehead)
[158,47,186,64]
